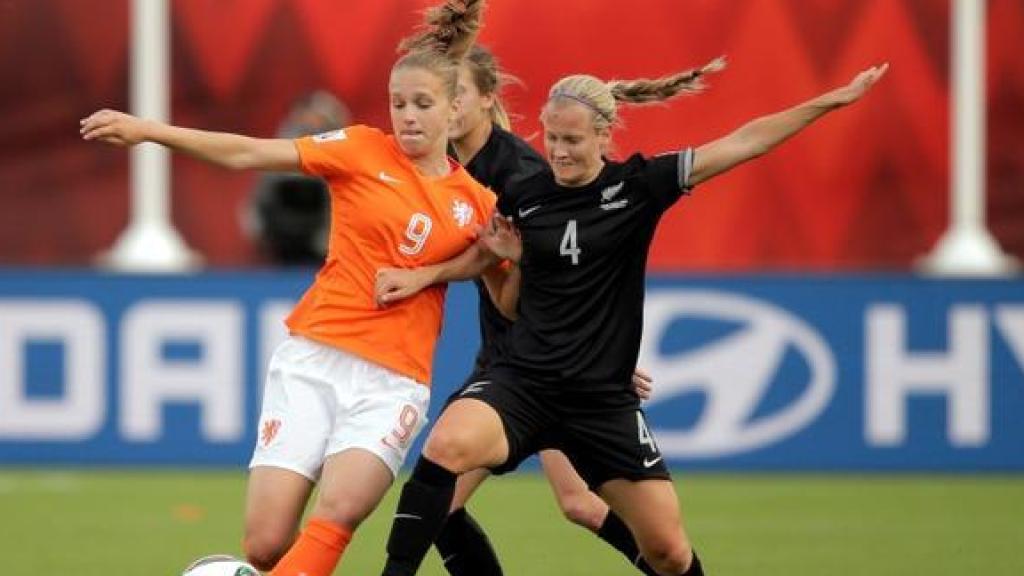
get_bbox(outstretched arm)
[80,109,300,172]
[689,63,888,187]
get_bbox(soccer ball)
[181,555,260,576]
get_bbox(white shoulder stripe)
[679,147,695,190]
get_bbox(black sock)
[434,507,504,576]
[681,550,703,576]
[381,457,458,576]
[597,511,660,575]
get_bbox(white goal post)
[100,0,200,272]
[920,0,1017,276]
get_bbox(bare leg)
[422,399,509,471]
[268,449,394,576]
[539,449,608,531]
[540,451,659,574]
[451,467,491,511]
[310,448,396,529]
[599,479,695,576]
[242,466,314,571]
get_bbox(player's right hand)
[479,211,522,263]
[79,109,150,147]
[826,62,889,107]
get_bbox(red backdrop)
[1,0,1022,270]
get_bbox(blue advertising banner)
[1,271,1022,471]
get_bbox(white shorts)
[249,335,430,480]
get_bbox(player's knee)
[640,535,692,575]
[312,494,368,530]
[558,492,606,531]
[242,531,289,572]
[422,427,481,473]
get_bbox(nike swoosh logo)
[643,455,663,468]
[518,205,541,217]
[378,171,403,184]
[394,513,423,520]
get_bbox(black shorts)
[449,373,671,490]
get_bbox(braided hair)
[545,56,726,129]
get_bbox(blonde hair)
[544,56,726,130]
[394,0,486,100]
[463,45,521,130]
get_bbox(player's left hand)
[632,367,654,401]
[375,267,429,307]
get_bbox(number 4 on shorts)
[637,411,659,453]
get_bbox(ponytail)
[394,1,487,100]
[608,56,726,104]
[546,56,726,129]
[399,0,485,61]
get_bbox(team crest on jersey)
[601,182,625,202]
[312,129,347,143]
[600,182,629,210]
[452,199,474,228]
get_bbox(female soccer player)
[80,3,493,576]
[375,45,660,576]
[378,59,888,576]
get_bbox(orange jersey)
[286,125,496,385]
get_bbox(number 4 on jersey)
[560,219,581,265]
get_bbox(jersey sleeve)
[646,148,696,212]
[495,180,516,217]
[475,183,498,226]
[293,125,379,179]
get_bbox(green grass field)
[2,470,1021,575]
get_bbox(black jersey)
[461,125,546,381]
[493,149,695,393]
